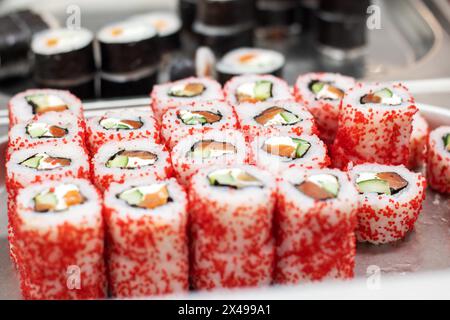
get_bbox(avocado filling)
[360,88,402,106]
[254,107,300,126]
[25,94,69,115]
[20,153,71,170]
[236,80,273,103]
[99,117,144,130]
[118,183,172,210]
[262,136,311,159]
[208,168,264,189]
[443,133,450,152]
[309,80,344,101]
[26,122,68,139]
[188,140,237,158]
[177,110,222,125]
[356,171,408,195]
[106,150,158,169]
[297,174,339,200]
[168,82,206,97]
[34,184,85,212]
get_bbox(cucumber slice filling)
[360,88,402,106]
[178,110,222,126]
[26,122,68,139]
[118,183,172,209]
[308,80,344,100]
[254,106,300,126]
[188,140,237,159]
[100,117,144,130]
[356,171,408,195]
[168,83,206,98]
[236,80,273,103]
[262,136,311,159]
[25,94,69,115]
[106,150,157,169]
[208,168,264,189]
[297,174,339,200]
[34,184,85,213]
[20,153,71,170]
[443,133,450,152]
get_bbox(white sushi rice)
[128,11,181,37]
[97,20,157,44]
[31,28,93,55]
[409,112,429,169]
[427,126,450,193]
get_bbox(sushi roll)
[31,28,96,98]
[427,126,450,194]
[349,163,426,244]
[8,112,86,154]
[332,83,417,169]
[13,178,105,299]
[256,0,298,35]
[294,72,355,144]
[8,89,84,126]
[92,139,172,192]
[151,77,224,120]
[275,168,358,283]
[235,100,317,142]
[104,178,189,297]
[409,113,429,170]
[171,129,248,186]
[249,133,330,175]
[87,109,159,154]
[224,74,292,106]
[189,165,276,289]
[216,47,285,84]
[161,100,238,149]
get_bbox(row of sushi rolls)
[3,13,450,301]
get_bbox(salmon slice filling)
[188,140,237,158]
[169,82,206,97]
[208,168,264,189]
[297,174,339,200]
[20,153,71,170]
[309,80,344,101]
[360,88,402,106]
[26,122,68,139]
[106,150,158,169]
[118,183,171,209]
[25,94,69,115]
[262,136,311,159]
[34,184,85,212]
[254,106,300,126]
[177,110,222,125]
[236,80,273,103]
[356,171,408,195]
[99,117,144,130]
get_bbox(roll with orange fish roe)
[426,126,450,194]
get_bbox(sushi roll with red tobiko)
[427,126,450,194]
[409,113,429,170]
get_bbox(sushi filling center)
[26,122,68,139]
[169,82,206,97]
[208,168,264,189]
[20,153,71,170]
[237,52,276,68]
[100,117,144,130]
[356,172,408,195]
[34,184,85,213]
[25,94,69,115]
[443,133,450,152]
[177,110,222,125]
[309,80,344,101]
[188,140,237,158]
[118,183,172,210]
[297,174,339,200]
[360,88,402,106]
[236,80,273,103]
[106,150,158,169]
[262,136,311,160]
[254,107,300,126]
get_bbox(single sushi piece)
[171,129,248,186]
[427,126,450,194]
[179,0,197,32]
[275,168,358,283]
[409,113,429,170]
[129,11,181,53]
[31,28,96,98]
[294,72,355,144]
[104,178,189,297]
[161,100,238,149]
[8,111,86,154]
[332,83,417,169]
[92,139,172,192]
[8,89,84,126]
[349,163,426,244]
[195,47,216,78]
[151,77,224,120]
[13,178,106,299]
[189,165,276,289]
[235,100,318,142]
[216,47,285,84]
[196,0,256,27]
[224,74,292,106]
[250,133,330,174]
[87,109,159,154]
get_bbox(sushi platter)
[0,0,450,300]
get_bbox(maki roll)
[275,168,358,283]
[87,109,159,154]
[179,0,198,32]
[216,47,285,84]
[151,77,224,120]
[161,100,238,149]
[224,74,292,106]
[409,113,429,170]
[171,129,248,186]
[350,163,426,244]
[235,100,317,142]
[13,178,105,299]
[332,83,417,169]
[189,165,276,289]
[427,126,450,194]
[31,28,96,98]
[104,178,189,297]
[92,139,172,192]
[256,0,298,38]
[294,72,355,144]
[249,133,330,175]
[8,89,84,126]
